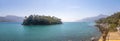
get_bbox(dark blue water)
[0,22,101,41]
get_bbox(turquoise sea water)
[0,22,101,41]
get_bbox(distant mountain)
[78,14,108,22]
[0,15,24,22]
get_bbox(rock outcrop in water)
[22,15,62,25]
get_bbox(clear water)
[0,22,101,41]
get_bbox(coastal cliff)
[96,12,120,41]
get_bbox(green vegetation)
[22,15,62,25]
[96,12,120,41]
[96,12,120,32]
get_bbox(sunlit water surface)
[0,22,101,41]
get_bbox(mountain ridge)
[78,14,108,22]
[0,15,24,22]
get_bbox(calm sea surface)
[0,22,101,41]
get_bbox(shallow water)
[0,22,101,41]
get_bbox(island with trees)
[22,15,62,25]
[96,12,120,41]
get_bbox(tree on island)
[22,15,62,25]
[96,12,120,41]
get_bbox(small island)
[22,15,62,25]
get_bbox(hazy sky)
[0,0,120,22]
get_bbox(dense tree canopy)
[22,15,62,25]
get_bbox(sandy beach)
[99,32,120,41]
